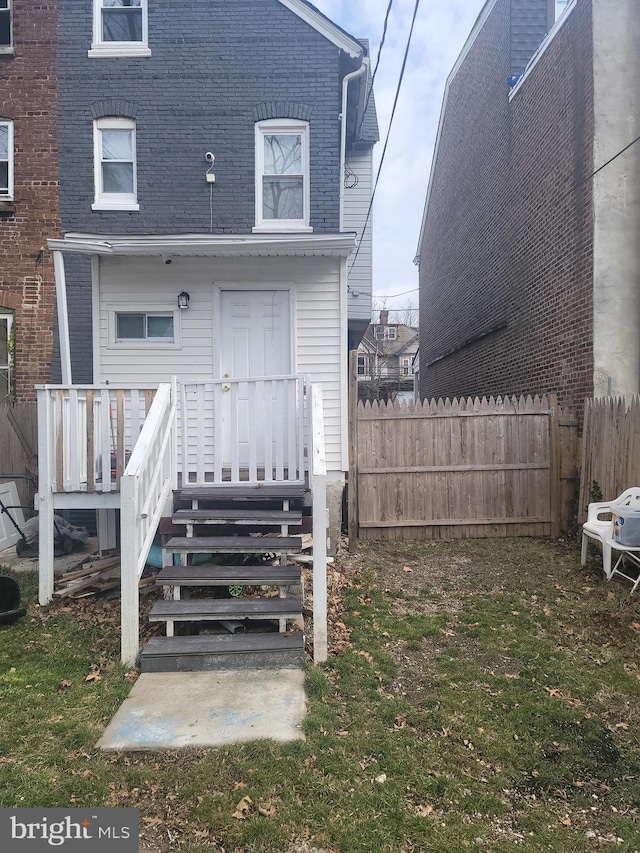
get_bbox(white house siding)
[343,148,373,322]
[96,254,346,474]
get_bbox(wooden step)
[176,485,306,502]
[172,509,302,525]
[156,565,301,587]
[164,536,302,554]
[140,632,305,672]
[149,597,302,624]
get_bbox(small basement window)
[116,312,174,342]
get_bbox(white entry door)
[218,289,293,469]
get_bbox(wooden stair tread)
[176,485,306,502]
[165,536,302,553]
[172,509,302,524]
[141,632,304,656]
[149,597,302,621]
[156,565,301,585]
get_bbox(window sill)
[88,45,151,59]
[0,46,14,56]
[252,225,314,234]
[92,201,140,212]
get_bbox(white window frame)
[93,117,139,211]
[253,119,312,233]
[555,0,570,20]
[0,120,13,201]
[89,0,151,59]
[107,305,181,350]
[374,325,397,341]
[0,0,13,54]
[0,310,14,401]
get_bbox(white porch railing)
[36,384,157,493]
[308,383,328,663]
[120,380,177,665]
[181,375,307,485]
[37,375,328,667]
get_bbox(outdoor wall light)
[178,291,190,310]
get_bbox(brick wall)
[418,0,594,414]
[0,1,59,399]
[53,0,347,381]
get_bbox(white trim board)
[277,0,363,58]
[508,0,576,101]
[47,232,357,258]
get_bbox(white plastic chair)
[581,487,640,583]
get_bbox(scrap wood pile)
[54,554,157,599]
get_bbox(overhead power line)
[356,0,394,141]
[349,0,422,276]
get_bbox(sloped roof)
[277,0,364,58]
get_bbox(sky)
[311,0,486,313]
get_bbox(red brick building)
[0,0,58,400]
[416,0,640,414]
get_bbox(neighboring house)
[416,0,640,413]
[36,0,377,668]
[0,0,59,400]
[357,311,418,400]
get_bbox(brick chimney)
[379,309,389,325]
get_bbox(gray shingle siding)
[510,0,550,75]
[53,0,356,381]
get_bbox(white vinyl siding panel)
[96,254,344,474]
[343,149,373,322]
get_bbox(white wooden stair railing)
[309,383,328,663]
[120,379,178,665]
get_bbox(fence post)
[548,393,561,538]
[348,350,359,551]
[37,389,55,605]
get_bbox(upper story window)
[93,117,139,211]
[0,121,14,200]
[254,119,311,232]
[374,325,397,341]
[0,1,12,52]
[555,0,570,20]
[90,0,151,58]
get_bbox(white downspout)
[339,56,369,231]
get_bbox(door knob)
[223,384,231,392]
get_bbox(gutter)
[339,56,369,231]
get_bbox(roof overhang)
[277,0,363,59]
[47,232,358,259]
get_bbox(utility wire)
[561,133,640,201]
[349,0,422,276]
[356,0,394,141]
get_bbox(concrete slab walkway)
[96,669,306,750]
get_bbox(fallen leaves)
[232,796,252,820]
[58,679,72,689]
[232,794,277,820]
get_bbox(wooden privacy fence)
[579,396,640,521]
[0,401,38,511]
[350,395,577,541]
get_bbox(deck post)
[120,473,140,666]
[310,384,328,663]
[53,251,72,385]
[37,388,55,605]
